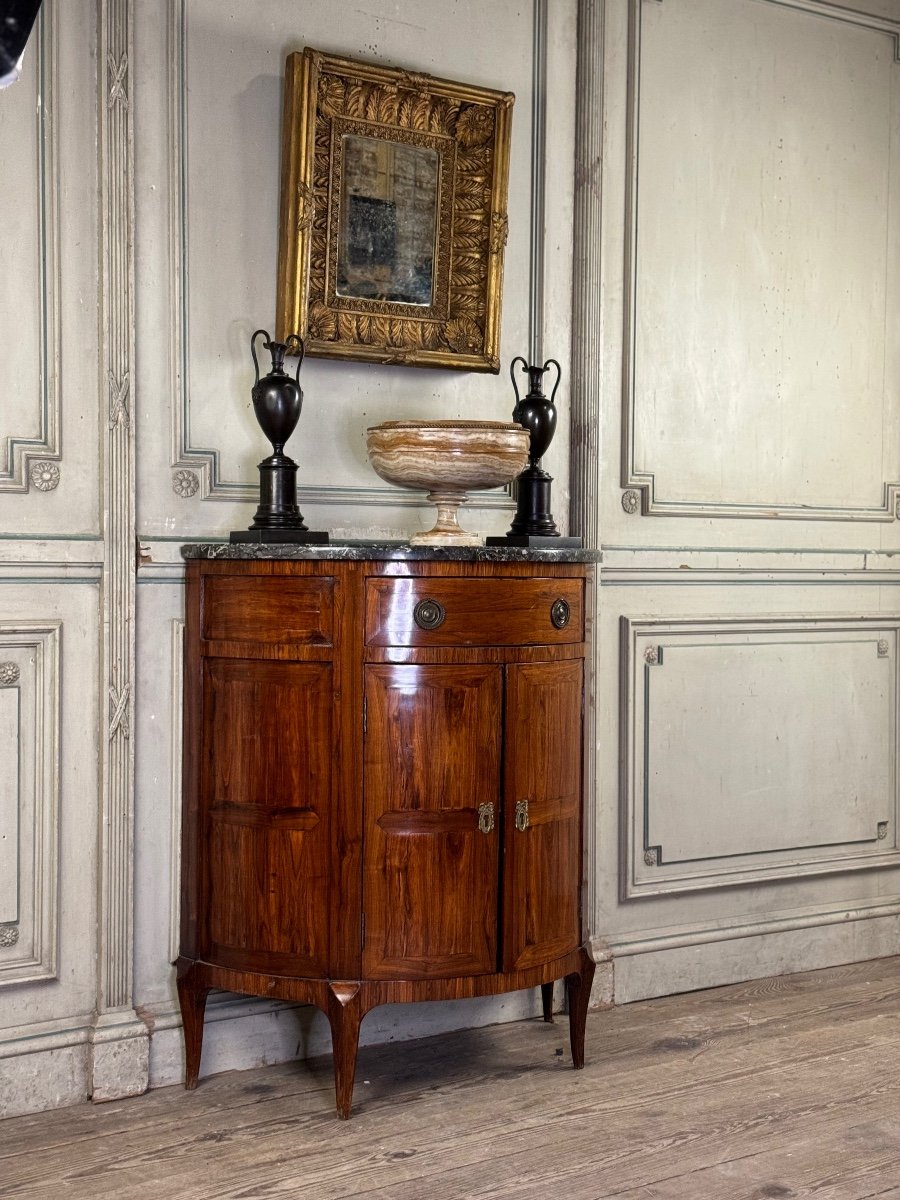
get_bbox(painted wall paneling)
[580,0,900,1007]
[132,0,580,1091]
[136,0,575,544]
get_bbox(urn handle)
[509,355,529,407]
[250,328,271,388]
[543,358,562,405]
[283,333,305,383]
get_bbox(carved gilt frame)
[276,48,514,372]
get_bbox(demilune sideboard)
[176,543,599,1117]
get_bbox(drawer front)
[365,576,584,647]
[202,575,334,646]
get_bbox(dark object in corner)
[230,329,330,545]
[0,1,41,86]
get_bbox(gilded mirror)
[276,49,514,372]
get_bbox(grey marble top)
[181,540,602,564]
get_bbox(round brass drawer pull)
[550,598,570,630]
[413,598,446,630]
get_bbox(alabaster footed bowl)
[366,420,529,545]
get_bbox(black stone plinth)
[229,528,331,544]
[485,534,583,548]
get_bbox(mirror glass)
[337,135,439,306]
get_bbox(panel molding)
[0,5,61,493]
[620,615,900,898]
[571,0,605,935]
[0,623,60,987]
[620,0,900,521]
[164,0,542,510]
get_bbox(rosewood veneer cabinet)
[176,544,600,1118]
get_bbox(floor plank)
[1,957,900,1199]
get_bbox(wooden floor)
[2,958,900,1198]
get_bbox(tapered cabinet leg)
[327,983,367,1119]
[176,964,210,1090]
[564,948,596,1070]
[540,981,555,1023]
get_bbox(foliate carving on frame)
[644,645,660,665]
[0,662,20,687]
[172,469,200,499]
[490,213,509,255]
[622,489,640,515]
[0,925,19,949]
[296,182,314,232]
[643,847,659,867]
[877,639,890,657]
[878,821,889,840]
[30,460,60,492]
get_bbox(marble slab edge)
[181,541,602,564]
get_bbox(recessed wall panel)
[0,688,19,924]
[624,0,900,519]
[646,639,890,861]
[623,618,900,897]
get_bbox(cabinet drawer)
[365,576,583,647]
[202,575,334,646]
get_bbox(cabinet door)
[363,664,501,979]
[201,659,332,977]
[502,659,583,972]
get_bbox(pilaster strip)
[570,0,603,548]
[98,0,136,1014]
[528,0,548,365]
[570,0,605,940]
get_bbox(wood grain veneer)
[178,556,595,1118]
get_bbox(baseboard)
[594,899,900,1004]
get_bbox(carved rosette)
[0,662,20,686]
[644,646,659,665]
[172,469,200,499]
[877,639,890,658]
[30,460,61,492]
[643,848,659,867]
[622,489,640,515]
[0,925,19,949]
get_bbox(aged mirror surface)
[276,49,514,371]
[338,135,439,307]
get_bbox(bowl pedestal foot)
[410,490,482,546]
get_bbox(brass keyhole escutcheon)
[413,598,446,630]
[515,799,529,832]
[477,802,495,834]
[550,598,570,629]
